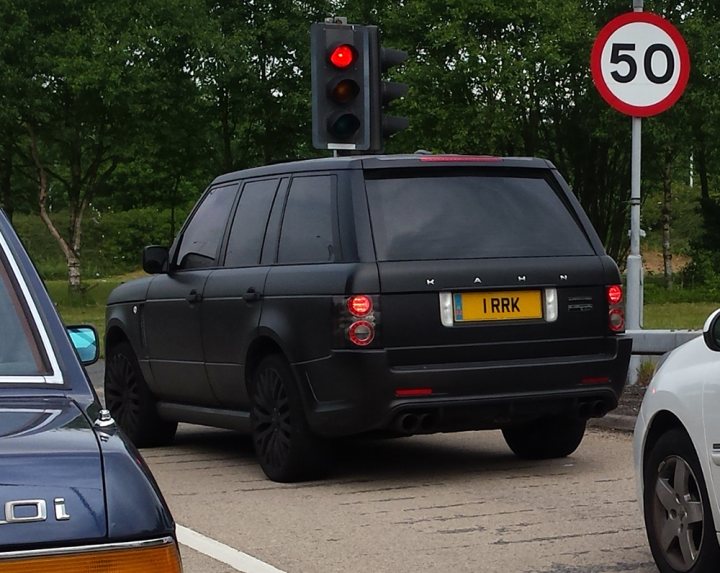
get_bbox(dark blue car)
[0,211,181,572]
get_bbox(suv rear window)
[365,172,594,261]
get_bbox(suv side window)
[176,184,239,270]
[277,175,336,264]
[224,179,280,267]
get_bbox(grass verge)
[46,278,124,356]
[643,302,717,330]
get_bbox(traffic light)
[311,22,372,151]
[368,27,409,151]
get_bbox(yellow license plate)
[453,290,542,322]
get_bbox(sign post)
[591,3,690,333]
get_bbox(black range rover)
[105,154,632,482]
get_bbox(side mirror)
[143,245,169,274]
[703,309,720,352]
[67,325,100,365]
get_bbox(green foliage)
[14,205,192,279]
[0,0,719,286]
[636,360,656,387]
[644,275,718,304]
[680,250,720,292]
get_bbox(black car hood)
[0,398,106,548]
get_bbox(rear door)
[263,173,351,364]
[201,177,285,408]
[363,167,618,362]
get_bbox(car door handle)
[713,444,720,466]
[243,288,262,303]
[186,289,203,304]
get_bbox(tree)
[197,0,332,173]
[0,0,34,221]
[378,0,634,261]
[4,0,215,288]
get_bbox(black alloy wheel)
[644,429,720,573]
[250,355,327,482]
[104,341,177,447]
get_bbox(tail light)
[0,538,182,573]
[606,285,625,333]
[348,320,375,346]
[336,295,380,348]
[347,295,373,317]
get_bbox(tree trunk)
[0,141,13,221]
[67,254,81,289]
[220,87,233,172]
[170,175,179,241]
[661,155,673,289]
[26,124,83,290]
[695,136,710,202]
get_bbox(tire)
[104,341,177,447]
[643,428,720,573]
[250,354,328,482]
[502,416,586,460]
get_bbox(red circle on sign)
[591,12,690,117]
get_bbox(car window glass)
[278,176,335,264]
[365,174,594,261]
[0,256,49,377]
[176,184,239,270]
[225,179,279,267]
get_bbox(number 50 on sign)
[591,12,690,117]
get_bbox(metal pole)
[626,117,642,331]
[626,0,644,332]
[627,0,644,385]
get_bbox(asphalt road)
[88,362,657,573]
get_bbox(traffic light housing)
[311,22,372,151]
[311,21,409,154]
[368,27,409,152]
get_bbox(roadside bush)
[85,207,177,274]
[644,274,718,304]
[14,204,193,280]
[680,249,720,292]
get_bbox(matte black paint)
[105,155,632,438]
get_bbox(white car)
[634,309,720,573]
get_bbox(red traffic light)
[329,44,356,68]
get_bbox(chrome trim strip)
[544,288,558,323]
[0,536,176,561]
[0,232,63,384]
[0,408,61,438]
[439,292,454,327]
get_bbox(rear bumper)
[294,336,632,437]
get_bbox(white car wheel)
[644,428,720,573]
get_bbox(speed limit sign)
[591,12,690,117]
